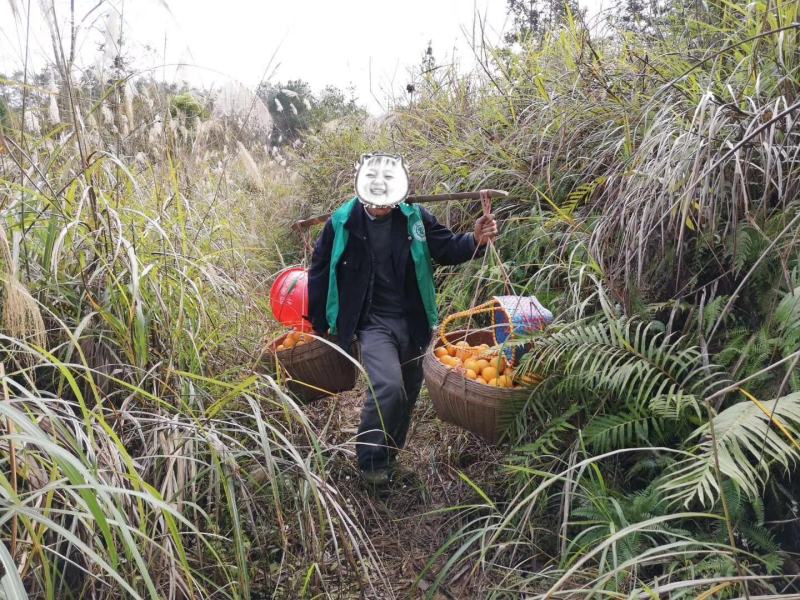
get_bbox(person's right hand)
[474,213,498,246]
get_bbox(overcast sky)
[0,0,606,113]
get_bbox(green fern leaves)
[522,319,728,452]
[562,176,608,218]
[518,317,800,511]
[661,392,800,508]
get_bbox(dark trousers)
[356,312,427,472]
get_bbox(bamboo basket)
[265,333,358,402]
[423,329,532,443]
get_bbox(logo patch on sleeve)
[412,220,427,242]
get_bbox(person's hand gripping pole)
[474,190,499,247]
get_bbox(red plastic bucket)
[270,267,312,332]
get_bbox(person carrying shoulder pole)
[307,153,498,489]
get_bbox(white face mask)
[354,153,410,207]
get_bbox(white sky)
[0,0,606,113]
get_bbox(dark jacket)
[307,203,482,351]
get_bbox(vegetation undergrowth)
[1,0,799,597]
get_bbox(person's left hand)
[473,213,498,246]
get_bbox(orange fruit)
[435,346,448,358]
[489,356,506,374]
[481,366,498,381]
[465,369,477,380]
[447,344,458,357]
[475,359,489,372]
[487,378,498,386]
[476,376,487,385]
[276,344,286,352]
[284,337,296,349]
[463,359,479,372]
[497,375,513,388]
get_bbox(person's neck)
[364,205,393,221]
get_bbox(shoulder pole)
[291,189,508,232]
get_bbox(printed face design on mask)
[354,153,410,207]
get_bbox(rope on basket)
[437,190,518,355]
[462,191,500,333]
[480,189,514,297]
[301,228,314,266]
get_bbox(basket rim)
[268,331,348,358]
[265,331,357,400]
[269,331,309,352]
[423,332,530,400]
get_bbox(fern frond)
[701,295,729,337]
[626,455,677,481]
[649,392,703,420]
[760,552,784,574]
[583,410,669,452]
[660,392,800,508]
[544,176,608,228]
[551,372,597,397]
[738,522,779,554]
[715,326,752,367]
[730,224,767,274]
[750,491,765,525]
[510,404,580,458]
[524,319,729,413]
[774,286,800,357]
[562,176,607,218]
[689,555,737,578]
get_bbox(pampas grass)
[0,227,45,349]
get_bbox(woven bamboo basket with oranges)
[265,330,358,403]
[422,300,544,443]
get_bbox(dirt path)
[305,383,507,599]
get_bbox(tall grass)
[0,3,380,598]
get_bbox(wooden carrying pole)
[292,189,509,231]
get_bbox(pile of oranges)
[275,330,310,352]
[434,341,521,388]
